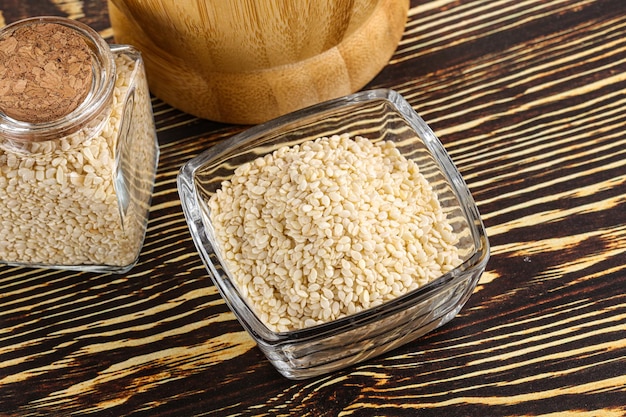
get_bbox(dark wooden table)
[1,1,625,415]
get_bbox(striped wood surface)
[0,0,625,415]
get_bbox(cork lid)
[0,21,93,124]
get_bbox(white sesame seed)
[0,54,156,268]
[208,134,461,332]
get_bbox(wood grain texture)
[0,0,625,415]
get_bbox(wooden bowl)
[107,0,409,124]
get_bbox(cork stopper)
[0,21,93,124]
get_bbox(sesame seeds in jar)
[0,17,159,273]
[208,134,462,332]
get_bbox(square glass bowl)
[177,89,490,380]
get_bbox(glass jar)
[0,17,159,273]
